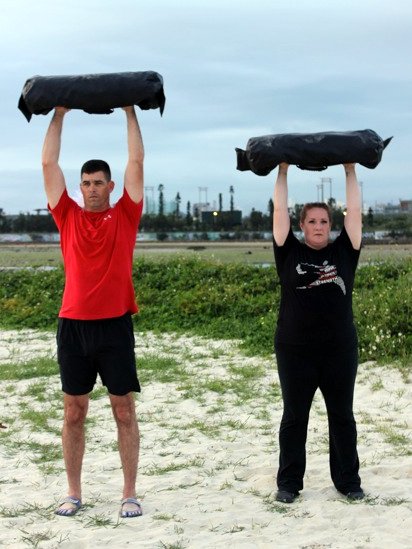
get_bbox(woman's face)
[300,207,331,250]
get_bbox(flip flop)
[55,496,82,517]
[120,497,143,518]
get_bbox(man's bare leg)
[110,393,141,516]
[56,394,89,514]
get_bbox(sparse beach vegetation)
[0,248,410,369]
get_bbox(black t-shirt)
[273,227,360,346]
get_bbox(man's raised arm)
[123,106,144,203]
[42,108,69,209]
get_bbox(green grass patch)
[0,357,58,380]
[16,440,62,464]
[19,407,60,433]
[184,420,222,438]
[1,256,411,368]
[145,456,205,476]
[138,355,190,384]
[89,386,108,400]
[376,424,411,450]
[21,381,57,402]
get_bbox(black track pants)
[275,342,361,494]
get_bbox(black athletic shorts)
[56,313,141,396]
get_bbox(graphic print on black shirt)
[296,260,346,295]
[273,227,360,346]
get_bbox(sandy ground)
[0,329,411,549]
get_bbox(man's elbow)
[129,156,144,168]
[41,158,57,170]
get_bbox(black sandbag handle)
[236,130,392,175]
[18,71,166,122]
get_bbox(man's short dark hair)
[81,160,111,181]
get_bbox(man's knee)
[64,395,88,426]
[110,394,136,426]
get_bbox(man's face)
[80,171,114,212]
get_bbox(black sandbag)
[18,71,166,122]
[235,130,392,175]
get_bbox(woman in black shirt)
[273,162,364,503]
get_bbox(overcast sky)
[0,0,411,215]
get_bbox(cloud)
[0,0,411,214]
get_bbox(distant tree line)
[0,209,57,233]
[1,200,411,238]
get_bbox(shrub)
[0,257,410,367]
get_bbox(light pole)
[321,177,332,202]
[198,186,208,206]
[213,210,218,230]
[316,182,324,202]
[144,186,154,214]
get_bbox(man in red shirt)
[42,106,144,518]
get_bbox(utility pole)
[229,185,234,211]
[198,186,208,206]
[158,184,164,216]
[175,192,181,217]
[359,181,364,214]
[316,182,324,202]
[144,186,154,214]
[321,177,332,202]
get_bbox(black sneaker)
[275,490,299,503]
[345,490,365,501]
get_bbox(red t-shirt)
[50,189,143,320]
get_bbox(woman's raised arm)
[273,163,291,246]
